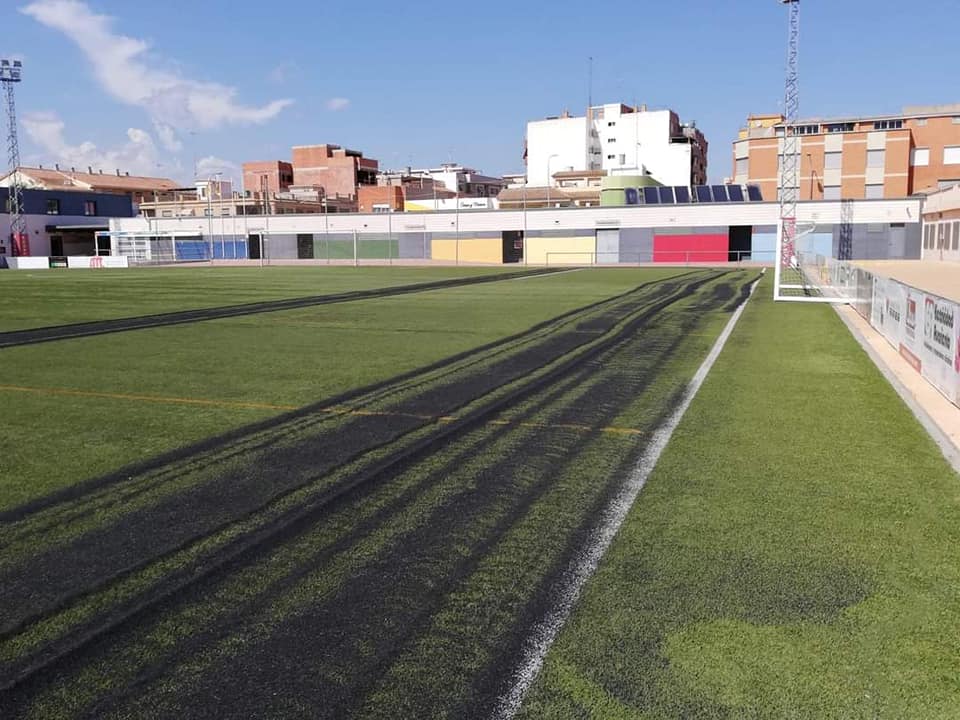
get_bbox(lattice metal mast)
[1,59,26,256]
[779,0,800,266]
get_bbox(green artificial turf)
[0,267,686,511]
[517,276,960,719]
[0,265,512,331]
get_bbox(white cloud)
[22,111,163,177]
[326,97,350,111]
[195,155,240,179]
[153,122,182,153]
[20,0,293,132]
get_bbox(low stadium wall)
[829,260,960,408]
[3,256,129,269]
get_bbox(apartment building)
[732,105,960,200]
[408,164,504,198]
[241,161,293,197]
[290,144,378,198]
[0,165,179,205]
[525,103,707,188]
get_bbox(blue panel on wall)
[747,185,764,201]
[658,186,675,204]
[624,187,639,205]
[694,186,712,203]
[711,185,729,202]
[643,187,660,204]
[674,186,691,204]
[727,185,745,202]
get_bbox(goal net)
[773,219,858,303]
[96,231,249,265]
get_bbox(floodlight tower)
[1,59,27,257]
[778,0,800,269]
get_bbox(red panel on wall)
[653,234,728,263]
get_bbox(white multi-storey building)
[525,103,708,188]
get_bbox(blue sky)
[7,0,958,184]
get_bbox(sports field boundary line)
[491,274,762,720]
[834,306,960,474]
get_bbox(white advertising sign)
[867,274,960,408]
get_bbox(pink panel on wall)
[652,234,728,263]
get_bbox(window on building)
[911,147,930,166]
[83,200,97,216]
[735,157,748,175]
[823,185,841,201]
[916,118,927,126]
[953,117,960,124]
[794,124,820,135]
[867,149,885,168]
[824,152,842,170]
[954,221,960,251]
[865,184,884,199]
[825,122,855,133]
[46,199,60,214]
[873,119,903,130]
[203,208,212,216]
[944,146,960,164]
[161,210,172,217]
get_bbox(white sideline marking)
[491,277,761,719]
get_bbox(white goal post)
[773,218,858,303]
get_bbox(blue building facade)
[1,187,135,257]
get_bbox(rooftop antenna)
[1,59,27,256]
[588,56,593,110]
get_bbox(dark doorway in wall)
[502,231,523,263]
[248,234,261,260]
[729,226,752,262]
[297,233,314,259]
[50,235,64,256]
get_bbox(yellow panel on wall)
[526,236,595,265]
[431,237,502,264]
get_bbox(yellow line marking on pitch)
[0,384,300,412]
[0,385,643,436]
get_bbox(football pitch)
[0,266,957,719]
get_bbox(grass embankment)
[518,278,960,719]
[0,267,685,511]
[0,265,511,331]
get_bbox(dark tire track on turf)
[0,272,757,720]
[0,268,563,348]
[0,272,718,690]
[0,270,699,525]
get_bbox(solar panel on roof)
[643,187,660,204]
[746,185,764,201]
[711,185,729,202]
[674,186,691,204]
[658,186,675,204]
[694,185,712,203]
[727,185,745,202]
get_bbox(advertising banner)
[921,294,959,405]
[867,273,960,408]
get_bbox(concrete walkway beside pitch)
[854,260,960,302]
